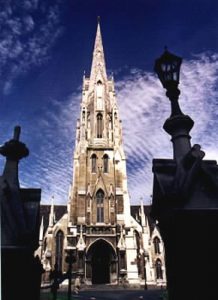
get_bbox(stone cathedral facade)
[38,22,166,287]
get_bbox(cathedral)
[38,21,166,288]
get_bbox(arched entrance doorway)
[86,239,117,284]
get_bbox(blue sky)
[0,0,218,205]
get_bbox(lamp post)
[154,48,183,116]
[152,49,218,300]
[65,249,76,300]
[154,48,194,161]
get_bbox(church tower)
[40,20,167,288]
[67,20,139,285]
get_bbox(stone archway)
[86,239,117,284]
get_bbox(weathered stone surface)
[40,21,166,289]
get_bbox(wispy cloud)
[1,52,217,206]
[0,0,64,94]
[117,52,218,203]
[16,92,81,204]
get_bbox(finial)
[0,125,29,160]
[13,126,21,141]
[83,70,86,80]
[39,217,44,241]
[97,16,100,23]
[49,195,55,227]
[164,45,168,52]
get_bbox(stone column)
[0,126,42,300]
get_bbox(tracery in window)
[55,230,64,272]
[97,113,103,138]
[153,236,161,254]
[96,189,104,223]
[103,154,109,173]
[91,154,97,173]
[155,259,163,279]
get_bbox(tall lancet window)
[55,230,64,272]
[103,154,109,173]
[153,236,161,254]
[155,259,163,279]
[96,81,104,110]
[97,113,103,138]
[91,154,97,173]
[96,189,104,223]
[97,80,103,96]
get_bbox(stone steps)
[81,284,142,291]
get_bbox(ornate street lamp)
[154,48,183,116]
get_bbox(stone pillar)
[163,114,193,161]
[0,126,42,300]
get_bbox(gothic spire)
[139,198,146,228]
[117,225,126,251]
[39,217,44,242]
[76,225,86,252]
[90,19,107,82]
[49,196,55,227]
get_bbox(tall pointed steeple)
[90,18,107,82]
[43,19,168,288]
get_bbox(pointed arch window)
[97,113,103,138]
[155,259,163,279]
[96,189,104,223]
[97,80,102,86]
[103,154,109,173]
[91,154,97,173]
[55,230,64,272]
[153,236,161,254]
[82,110,85,121]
